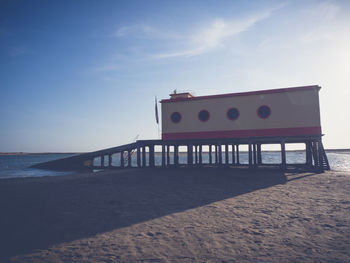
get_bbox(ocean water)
[0,151,349,179]
[326,151,350,172]
[0,154,77,179]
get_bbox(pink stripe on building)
[162,126,322,140]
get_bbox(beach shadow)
[0,168,286,261]
[286,171,323,182]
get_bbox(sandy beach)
[0,168,349,263]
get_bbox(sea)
[0,151,349,179]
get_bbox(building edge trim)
[160,85,321,103]
[162,126,322,140]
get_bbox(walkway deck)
[32,135,330,172]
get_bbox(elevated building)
[33,85,330,172]
[161,86,322,140]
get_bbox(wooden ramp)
[31,142,139,171]
[32,136,330,172]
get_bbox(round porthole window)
[198,110,210,122]
[170,112,181,123]
[227,108,240,121]
[257,105,271,119]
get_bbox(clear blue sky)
[1,0,350,152]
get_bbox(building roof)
[169,92,194,99]
[160,85,321,103]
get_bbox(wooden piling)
[248,142,252,168]
[101,155,105,167]
[218,144,222,166]
[142,146,146,167]
[128,151,132,167]
[120,152,124,168]
[318,141,324,171]
[232,144,235,164]
[188,144,193,165]
[209,144,212,164]
[149,145,155,167]
[162,144,166,167]
[137,147,141,167]
[174,145,179,166]
[314,142,318,165]
[306,141,312,167]
[281,141,286,169]
[166,145,170,165]
[253,143,257,166]
[109,155,112,167]
[257,143,262,165]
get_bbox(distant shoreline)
[1,149,349,156]
[325,149,350,155]
[0,152,83,156]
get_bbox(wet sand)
[0,168,349,262]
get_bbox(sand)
[0,168,349,263]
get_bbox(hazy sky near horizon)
[1,0,350,152]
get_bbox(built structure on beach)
[33,85,330,172]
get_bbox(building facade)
[161,85,322,140]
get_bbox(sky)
[1,0,350,152]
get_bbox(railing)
[31,135,330,172]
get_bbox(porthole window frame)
[170,111,182,124]
[257,105,271,119]
[198,109,210,122]
[226,107,240,121]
